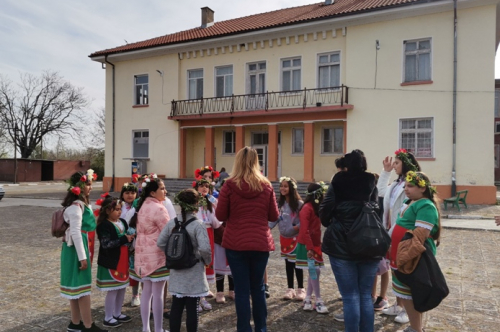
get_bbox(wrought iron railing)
[170,85,349,117]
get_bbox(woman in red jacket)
[215,146,279,332]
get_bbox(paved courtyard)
[1,200,499,331]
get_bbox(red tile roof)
[90,0,424,57]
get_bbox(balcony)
[170,85,349,118]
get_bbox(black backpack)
[164,217,199,270]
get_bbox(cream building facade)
[90,0,500,204]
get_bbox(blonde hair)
[228,146,271,191]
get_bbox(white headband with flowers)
[279,176,297,189]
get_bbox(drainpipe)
[451,0,457,196]
[105,55,116,192]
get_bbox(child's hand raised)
[382,156,393,172]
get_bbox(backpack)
[164,217,199,270]
[344,202,391,258]
[51,202,84,240]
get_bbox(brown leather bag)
[396,228,428,274]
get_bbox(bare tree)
[0,71,89,158]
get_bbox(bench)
[443,190,468,211]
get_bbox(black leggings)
[170,295,199,332]
[216,274,234,292]
[285,259,303,289]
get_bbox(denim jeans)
[329,256,379,332]
[226,249,269,332]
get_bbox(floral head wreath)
[305,181,329,204]
[394,149,418,173]
[194,166,220,181]
[405,171,437,195]
[174,191,203,212]
[66,169,97,196]
[279,176,298,189]
[139,173,159,188]
[122,182,138,192]
[94,192,112,216]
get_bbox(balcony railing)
[170,85,349,117]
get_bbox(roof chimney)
[201,7,214,28]
[325,0,334,4]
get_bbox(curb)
[442,225,500,232]
[442,215,494,220]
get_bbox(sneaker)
[373,296,389,311]
[394,309,410,324]
[199,298,212,310]
[382,304,403,316]
[283,288,296,300]
[68,321,84,332]
[82,323,108,332]
[198,304,203,312]
[303,300,314,311]
[333,312,344,322]
[102,319,121,328]
[131,295,141,307]
[113,314,132,323]
[295,288,306,301]
[216,292,226,304]
[264,284,270,299]
[315,302,329,314]
[227,290,235,300]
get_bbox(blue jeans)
[226,249,269,332]
[329,256,379,332]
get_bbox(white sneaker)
[303,300,314,311]
[315,302,329,314]
[394,309,410,324]
[382,304,403,316]
[131,295,141,307]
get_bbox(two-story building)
[90,0,500,204]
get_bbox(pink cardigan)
[134,197,170,277]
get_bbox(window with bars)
[223,131,235,154]
[321,127,343,154]
[292,128,304,154]
[318,52,340,88]
[403,38,431,82]
[134,75,149,105]
[399,118,433,157]
[215,66,233,97]
[188,69,203,99]
[281,57,301,91]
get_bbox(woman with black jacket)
[319,150,380,332]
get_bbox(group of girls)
[270,176,330,314]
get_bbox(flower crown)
[395,148,418,173]
[279,176,298,189]
[194,166,220,180]
[174,192,203,212]
[305,181,328,204]
[122,182,138,192]
[405,171,437,194]
[192,178,212,189]
[139,173,159,188]
[67,169,97,196]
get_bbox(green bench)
[443,190,468,211]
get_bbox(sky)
[1,0,500,146]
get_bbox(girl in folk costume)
[377,149,421,323]
[195,165,220,197]
[193,177,222,310]
[296,182,329,314]
[269,176,305,301]
[60,170,107,332]
[95,196,134,328]
[390,172,441,332]
[157,189,212,332]
[133,174,171,332]
[119,182,141,307]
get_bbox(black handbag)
[344,202,391,258]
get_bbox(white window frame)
[215,65,233,98]
[188,69,203,100]
[281,57,301,92]
[246,61,267,95]
[399,117,434,158]
[317,51,341,89]
[132,130,149,158]
[134,74,149,105]
[321,126,343,154]
[223,130,236,155]
[403,38,432,83]
[292,128,304,155]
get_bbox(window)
[495,145,500,168]
[399,118,433,157]
[215,66,233,97]
[495,89,500,117]
[247,62,266,94]
[281,57,301,91]
[321,127,343,154]
[495,121,500,133]
[318,52,340,88]
[292,128,304,154]
[134,75,149,105]
[404,39,431,83]
[252,132,269,145]
[133,130,149,158]
[188,69,203,99]
[223,131,235,154]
